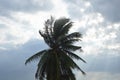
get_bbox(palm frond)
[59,22,73,36]
[25,50,47,65]
[35,62,46,80]
[61,38,80,45]
[66,68,76,80]
[44,26,54,47]
[35,50,51,79]
[60,60,76,80]
[64,32,82,40]
[57,32,82,45]
[64,50,86,63]
[39,30,54,48]
[53,18,70,39]
[59,50,86,74]
[61,44,82,51]
[39,17,55,48]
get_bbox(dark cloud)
[0,39,48,80]
[0,0,53,17]
[64,0,120,22]
[90,0,120,22]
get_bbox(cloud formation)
[90,0,120,22]
[0,0,53,17]
[0,0,120,80]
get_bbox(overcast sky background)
[0,0,120,80]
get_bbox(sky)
[0,0,120,80]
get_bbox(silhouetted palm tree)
[25,17,86,80]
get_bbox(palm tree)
[25,17,86,80]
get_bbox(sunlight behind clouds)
[85,1,91,7]
[0,0,119,56]
[0,0,120,80]
[0,0,69,49]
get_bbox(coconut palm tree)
[25,17,86,80]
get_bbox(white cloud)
[71,12,120,56]
[0,0,120,57]
[0,0,69,49]
[0,15,37,49]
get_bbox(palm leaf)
[64,32,82,40]
[61,38,80,45]
[35,50,51,79]
[61,44,82,51]
[64,50,86,63]
[60,59,76,80]
[53,18,70,39]
[57,32,82,45]
[59,22,73,36]
[59,50,86,74]
[35,62,46,80]
[25,50,47,65]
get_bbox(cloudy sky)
[0,0,120,80]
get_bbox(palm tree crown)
[25,17,86,80]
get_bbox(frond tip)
[25,50,47,65]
